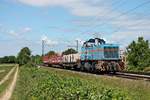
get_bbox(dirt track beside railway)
[0,65,19,100]
[0,67,15,85]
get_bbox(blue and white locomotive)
[79,38,124,72]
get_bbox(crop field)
[0,64,14,81]
[11,66,150,100]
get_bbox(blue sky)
[0,0,150,57]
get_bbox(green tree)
[45,51,57,57]
[62,48,78,55]
[0,58,2,63]
[126,37,150,70]
[17,47,31,65]
[2,56,9,63]
[8,56,16,63]
[31,55,42,64]
[0,56,16,64]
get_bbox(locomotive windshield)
[104,46,119,58]
[83,38,106,47]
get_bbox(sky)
[0,0,150,57]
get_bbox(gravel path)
[0,67,15,85]
[0,65,18,100]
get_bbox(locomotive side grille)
[104,47,119,58]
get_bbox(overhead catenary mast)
[93,33,101,39]
[42,40,45,56]
[76,40,79,52]
[67,40,79,52]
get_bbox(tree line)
[0,47,77,66]
[0,47,42,65]
[0,56,16,64]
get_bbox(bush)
[23,63,34,68]
[126,37,150,71]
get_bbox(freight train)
[43,38,125,73]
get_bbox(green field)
[11,66,150,100]
[0,64,14,81]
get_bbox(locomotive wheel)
[84,62,92,72]
[115,63,120,72]
[79,63,84,71]
[119,61,125,70]
[80,65,84,71]
[108,63,114,72]
[91,63,96,73]
[103,62,109,73]
[108,62,117,73]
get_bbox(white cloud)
[6,27,32,38]
[22,27,32,32]
[41,35,58,46]
[8,30,19,36]
[106,31,150,49]
[17,0,109,17]
[17,0,150,48]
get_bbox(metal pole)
[76,40,79,52]
[42,40,44,56]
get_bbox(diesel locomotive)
[43,38,125,73]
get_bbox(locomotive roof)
[84,38,106,44]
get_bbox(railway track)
[39,65,150,81]
[115,72,150,81]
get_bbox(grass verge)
[11,66,150,100]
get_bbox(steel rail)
[39,64,150,81]
[115,72,150,81]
